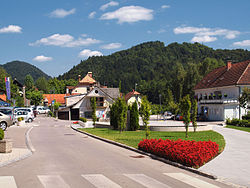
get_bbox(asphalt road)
[0,116,231,188]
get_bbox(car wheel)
[28,118,33,123]
[0,121,7,131]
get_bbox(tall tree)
[191,99,198,132]
[130,102,139,131]
[26,90,43,106]
[180,95,191,138]
[91,97,97,126]
[117,97,128,133]
[139,96,151,139]
[239,87,250,115]
[35,77,49,93]
[24,74,34,91]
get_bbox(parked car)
[36,106,50,114]
[164,111,173,119]
[14,111,34,123]
[0,107,15,123]
[14,107,35,122]
[0,112,13,130]
[171,114,183,121]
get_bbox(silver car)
[0,112,13,131]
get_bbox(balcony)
[199,98,238,104]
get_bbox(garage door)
[58,111,69,120]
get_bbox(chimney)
[227,61,232,70]
[88,72,93,78]
[78,75,81,82]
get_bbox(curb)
[0,126,34,168]
[71,125,217,180]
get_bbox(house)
[43,94,67,106]
[58,72,120,120]
[194,60,250,121]
[125,90,141,108]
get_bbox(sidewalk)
[0,123,33,167]
[200,125,250,187]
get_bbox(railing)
[199,98,238,104]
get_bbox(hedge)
[226,118,250,127]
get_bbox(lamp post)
[159,94,162,120]
[135,83,137,91]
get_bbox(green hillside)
[1,61,51,84]
[58,41,250,104]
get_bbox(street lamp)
[135,83,137,91]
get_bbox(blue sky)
[1,0,250,77]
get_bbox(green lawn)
[79,128,225,153]
[226,125,250,133]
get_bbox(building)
[58,72,120,120]
[194,60,250,121]
[125,90,141,108]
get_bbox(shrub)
[231,118,240,126]
[79,117,87,122]
[48,111,53,117]
[130,102,139,131]
[17,117,24,122]
[242,113,250,120]
[0,129,4,140]
[226,118,231,125]
[138,138,219,168]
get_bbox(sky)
[1,0,250,77]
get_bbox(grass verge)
[78,128,225,153]
[226,125,250,133]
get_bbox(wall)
[72,86,87,94]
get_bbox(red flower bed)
[138,139,219,168]
[73,121,79,124]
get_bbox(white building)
[194,60,250,121]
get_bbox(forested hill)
[58,41,250,104]
[1,61,51,84]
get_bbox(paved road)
[0,116,231,188]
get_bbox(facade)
[58,72,120,120]
[125,90,141,108]
[194,60,250,121]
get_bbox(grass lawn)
[226,125,250,133]
[79,128,225,153]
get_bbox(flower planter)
[17,120,26,126]
[0,139,12,153]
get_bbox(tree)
[180,95,191,138]
[117,97,128,133]
[24,74,34,91]
[139,96,151,139]
[130,102,139,131]
[35,77,49,93]
[26,90,43,106]
[110,103,118,130]
[91,97,97,126]
[191,99,198,132]
[239,87,250,114]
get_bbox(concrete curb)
[71,125,217,180]
[25,126,36,153]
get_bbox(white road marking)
[82,174,121,188]
[0,176,17,188]
[164,173,220,188]
[38,175,70,188]
[124,174,171,188]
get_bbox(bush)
[226,118,231,125]
[17,117,24,122]
[79,117,87,122]
[242,112,250,120]
[0,129,4,140]
[138,138,219,168]
[130,102,139,131]
[227,118,250,127]
[48,111,53,117]
[231,118,240,126]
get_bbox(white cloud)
[191,36,217,43]
[33,55,53,62]
[79,49,103,58]
[233,40,250,47]
[174,26,240,43]
[147,30,152,34]
[101,43,122,49]
[0,25,22,33]
[50,8,76,18]
[29,34,101,47]
[100,6,153,24]
[100,1,119,11]
[88,11,96,19]
[158,29,166,34]
[161,5,170,9]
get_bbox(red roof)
[0,94,6,101]
[125,90,140,101]
[194,60,250,90]
[43,94,66,105]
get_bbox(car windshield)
[0,109,12,115]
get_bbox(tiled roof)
[194,60,250,90]
[43,94,66,104]
[66,86,75,89]
[100,88,120,99]
[0,94,6,101]
[79,74,96,84]
[125,90,140,101]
